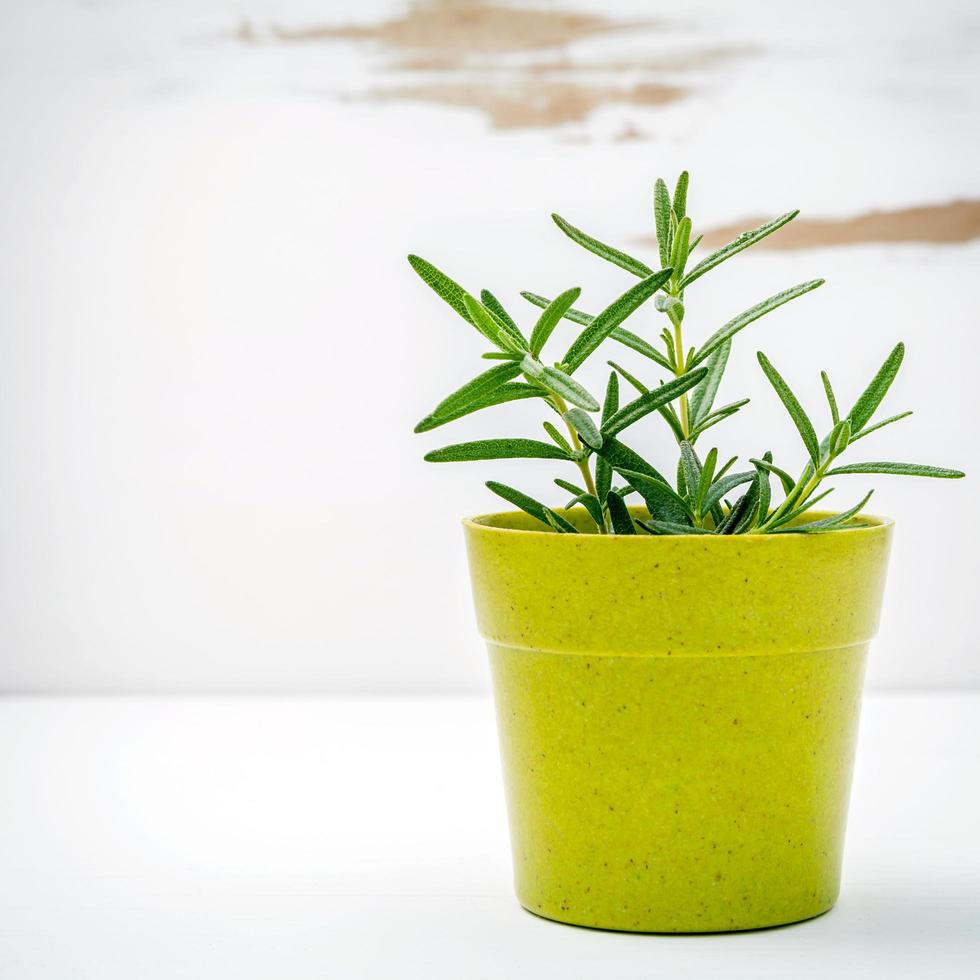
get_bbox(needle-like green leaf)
[696,447,718,515]
[659,402,686,443]
[846,342,905,433]
[606,490,637,534]
[541,512,567,533]
[525,293,673,371]
[551,213,654,278]
[595,373,619,502]
[692,280,824,366]
[522,291,674,371]
[702,398,752,419]
[609,327,674,371]
[749,457,796,496]
[821,371,839,426]
[829,419,852,457]
[848,411,913,444]
[774,485,837,527]
[716,485,758,534]
[555,478,585,497]
[482,351,525,361]
[675,456,688,498]
[543,421,573,454]
[689,339,730,424]
[681,210,800,288]
[530,287,582,357]
[563,268,673,373]
[541,365,600,411]
[486,481,578,532]
[752,452,773,524]
[602,368,708,437]
[601,371,620,424]
[702,470,756,513]
[417,361,523,432]
[564,407,603,449]
[463,294,527,352]
[606,361,647,396]
[673,171,689,221]
[825,461,965,479]
[641,519,714,536]
[520,290,592,326]
[653,177,673,266]
[480,289,520,335]
[661,328,677,369]
[564,491,605,529]
[653,178,673,268]
[679,441,702,509]
[715,456,739,482]
[592,437,669,486]
[414,382,545,433]
[425,438,570,463]
[776,490,874,533]
[669,216,693,288]
[757,351,820,467]
[690,398,751,439]
[736,487,764,533]
[409,255,511,349]
[612,484,638,498]
[617,468,694,525]
[408,255,473,324]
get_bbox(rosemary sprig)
[410,173,964,534]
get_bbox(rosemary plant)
[409,173,963,535]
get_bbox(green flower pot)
[464,508,893,933]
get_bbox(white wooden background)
[0,0,977,691]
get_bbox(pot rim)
[464,507,894,539]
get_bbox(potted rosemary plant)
[408,173,963,933]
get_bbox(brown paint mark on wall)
[391,46,754,74]
[228,1,753,133]
[369,80,683,129]
[521,46,758,75]
[696,201,980,250]
[267,1,642,58]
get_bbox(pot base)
[518,898,836,934]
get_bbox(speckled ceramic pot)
[464,508,893,933]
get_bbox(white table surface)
[0,693,977,979]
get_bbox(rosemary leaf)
[689,339,730,424]
[826,461,965,479]
[821,371,840,425]
[846,342,905,432]
[551,213,654,278]
[606,490,637,534]
[681,211,800,288]
[563,268,673,373]
[564,407,603,449]
[603,368,708,437]
[653,178,673,268]
[425,438,570,463]
[757,352,821,467]
[692,280,824,366]
[414,382,544,433]
[487,481,578,532]
[530,287,582,357]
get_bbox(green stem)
[552,394,607,533]
[672,314,690,439]
[758,462,825,532]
